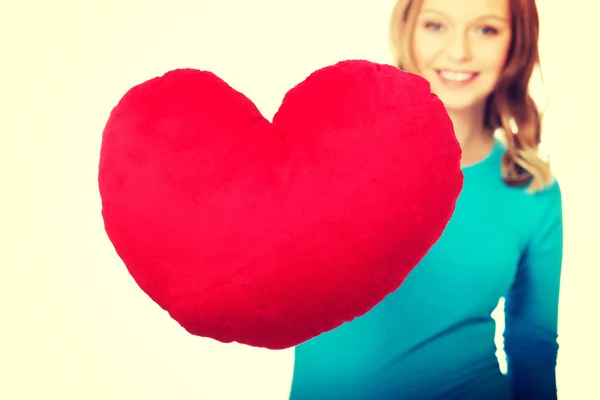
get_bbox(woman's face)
[410,0,512,112]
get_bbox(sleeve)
[503,180,564,400]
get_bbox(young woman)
[288,0,563,399]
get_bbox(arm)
[503,180,564,400]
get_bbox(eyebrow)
[419,9,509,24]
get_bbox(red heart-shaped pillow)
[98,59,462,350]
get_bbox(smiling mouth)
[436,70,480,85]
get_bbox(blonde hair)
[390,0,553,193]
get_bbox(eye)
[480,26,499,35]
[424,21,445,32]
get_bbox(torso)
[288,140,537,399]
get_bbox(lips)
[436,70,479,86]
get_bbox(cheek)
[411,32,443,69]
[478,40,511,73]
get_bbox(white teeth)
[439,70,476,82]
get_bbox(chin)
[435,94,484,112]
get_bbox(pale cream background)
[2,0,598,399]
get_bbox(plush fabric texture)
[98,59,463,350]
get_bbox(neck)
[446,102,488,148]
[447,102,495,166]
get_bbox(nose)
[446,31,471,62]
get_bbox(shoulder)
[516,168,562,220]
[527,178,563,232]
[490,140,563,241]
[533,176,562,203]
[511,174,563,256]
[493,139,562,209]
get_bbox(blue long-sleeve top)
[289,139,564,399]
